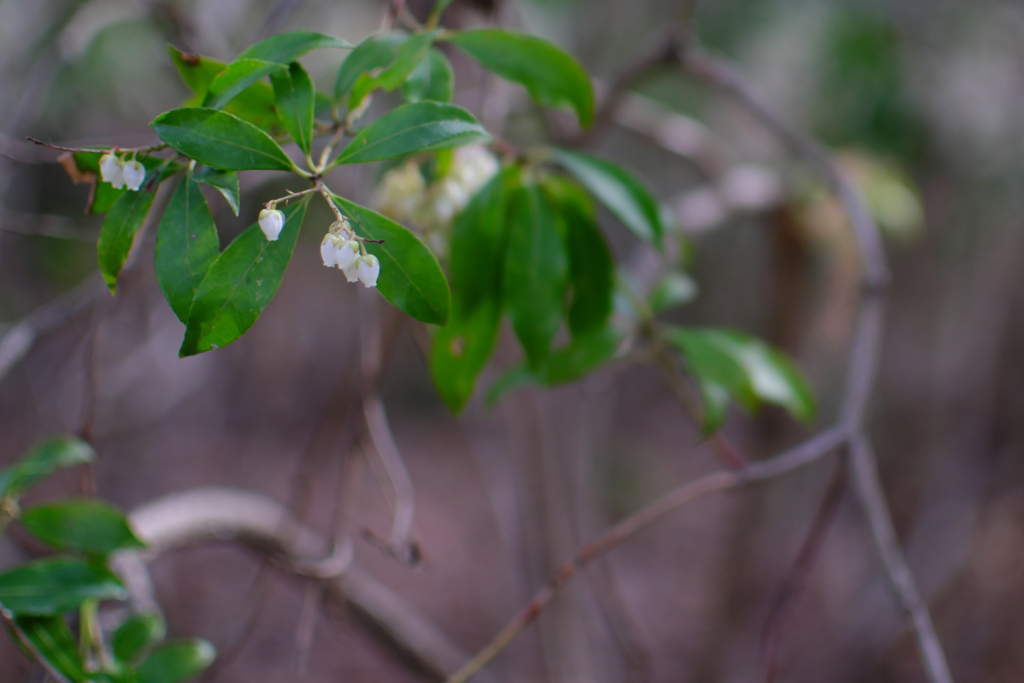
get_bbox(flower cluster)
[99,153,146,192]
[320,218,379,288]
[374,144,499,253]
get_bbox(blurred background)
[2,0,1023,681]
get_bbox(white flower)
[258,208,285,241]
[342,260,360,282]
[355,254,380,288]
[321,234,340,267]
[334,239,360,271]
[99,153,125,189]
[122,160,146,192]
[375,161,426,222]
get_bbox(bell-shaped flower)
[258,208,285,241]
[356,254,380,288]
[122,160,146,192]
[99,153,125,189]
[321,234,340,267]
[341,260,360,283]
[334,239,360,271]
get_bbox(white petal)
[122,160,146,192]
[334,240,360,270]
[99,154,122,185]
[258,209,284,241]
[320,235,337,267]
[342,261,360,282]
[356,255,380,288]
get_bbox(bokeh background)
[2,0,1023,681]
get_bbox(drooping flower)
[334,239,360,271]
[355,254,380,288]
[99,153,125,189]
[321,234,340,267]
[258,208,285,241]
[122,160,146,192]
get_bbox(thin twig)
[26,137,168,156]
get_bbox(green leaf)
[12,616,88,683]
[96,190,156,293]
[543,178,613,336]
[403,48,454,103]
[503,181,568,369]
[21,499,145,556]
[444,29,594,127]
[332,196,451,325]
[649,271,698,313]
[238,31,349,63]
[350,31,436,107]
[192,167,240,215]
[112,613,166,664]
[155,176,221,323]
[270,62,315,156]
[335,33,408,100]
[168,47,279,130]
[0,558,126,617]
[204,58,286,111]
[151,107,296,172]
[180,200,308,356]
[0,436,95,499]
[450,167,513,314]
[551,148,663,246]
[333,101,489,166]
[136,639,216,683]
[430,300,502,413]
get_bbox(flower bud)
[258,208,285,241]
[356,254,380,288]
[334,239,360,271]
[122,160,146,192]
[100,153,125,189]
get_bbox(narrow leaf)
[152,108,296,171]
[335,33,408,100]
[332,196,451,325]
[0,558,126,617]
[136,639,216,683]
[503,181,568,369]
[0,437,94,500]
[21,499,145,556]
[333,101,489,166]
[238,31,350,63]
[270,62,315,156]
[180,200,308,356]
[112,613,166,664]
[12,616,88,683]
[403,48,454,103]
[430,299,502,413]
[155,176,221,323]
[96,190,156,293]
[552,148,663,245]
[449,167,513,313]
[445,29,594,127]
[350,31,435,106]
[204,58,286,110]
[192,167,240,215]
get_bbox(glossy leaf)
[0,558,126,617]
[544,178,613,336]
[445,29,594,127]
[12,616,87,683]
[238,31,349,63]
[204,58,285,111]
[403,48,454,103]
[193,167,240,215]
[449,167,513,314]
[180,200,308,356]
[155,176,221,323]
[0,436,95,499]
[113,613,166,664]
[152,108,296,172]
[332,196,451,325]
[333,101,489,166]
[96,189,156,293]
[270,62,315,156]
[649,271,698,313]
[350,31,435,107]
[21,499,145,556]
[503,181,568,369]
[136,639,216,683]
[168,47,279,130]
[431,300,502,413]
[335,33,408,100]
[552,148,663,246]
